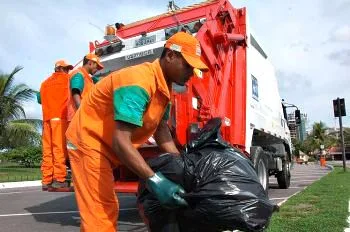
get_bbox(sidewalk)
[0,180,41,189]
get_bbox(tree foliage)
[293,121,347,155]
[0,66,41,149]
[2,146,42,168]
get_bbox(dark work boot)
[51,180,69,189]
[42,182,52,191]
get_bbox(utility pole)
[333,98,347,171]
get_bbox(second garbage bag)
[138,118,276,232]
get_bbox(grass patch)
[0,162,41,182]
[266,167,350,232]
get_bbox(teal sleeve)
[162,102,171,121]
[113,86,150,127]
[36,92,41,104]
[70,73,84,93]
[92,76,100,84]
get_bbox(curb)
[0,180,41,189]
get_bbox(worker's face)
[62,67,70,74]
[164,50,193,86]
[55,67,70,74]
[87,61,99,75]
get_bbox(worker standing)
[67,53,103,122]
[37,60,73,190]
[66,32,209,231]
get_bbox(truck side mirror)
[295,110,301,125]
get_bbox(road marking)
[291,173,329,176]
[271,179,322,185]
[119,221,145,226]
[291,177,323,180]
[0,211,79,217]
[0,180,41,189]
[292,172,329,175]
[0,190,42,195]
[0,191,136,197]
[69,217,146,227]
[270,197,288,200]
[290,180,320,183]
[0,208,138,217]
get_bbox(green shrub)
[3,146,42,168]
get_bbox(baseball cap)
[85,53,104,70]
[55,60,73,70]
[165,32,208,71]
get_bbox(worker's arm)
[72,89,81,108]
[154,120,180,154]
[112,121,187,208]
[113,121,154,179]
[112,86,187,208]
[70,73,84,109]
[154,103,179,154]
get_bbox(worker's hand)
[146,172,188,209]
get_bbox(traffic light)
[295,109,301,124]
[333,98,346,117]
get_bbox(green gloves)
[146,172,188,209]
[35,91,41,104]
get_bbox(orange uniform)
[66,59,170,231]
[67,67,94,122]
[39,71,70,184]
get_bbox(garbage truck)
[81,0,295,193]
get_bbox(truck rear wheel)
[277,161,291,189]
[251,147,269,193]
[256,154,269,193]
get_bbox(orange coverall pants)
[68,148,119,232]
[41,118,68,184]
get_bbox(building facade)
[287,112,308,141]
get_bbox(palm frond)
[6,121,41,148]
[0,96,26,120]
[0,66,23,97]
[12,119,42,129]
[9,84,35,102]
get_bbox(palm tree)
[310,121,327,149]
[0,66,41,149]
[344,128,350,145]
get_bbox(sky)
[1,0,349,129]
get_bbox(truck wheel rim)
[258,160,267,190]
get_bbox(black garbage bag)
[138,118,276,232]
[137,153,185,232]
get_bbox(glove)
[146,172,188,209]
[35,91,41,104]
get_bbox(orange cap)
[55,60,73,70]
[165,32,208,71]
[85,53,104,70]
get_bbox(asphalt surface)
[0,163,331,232]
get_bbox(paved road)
[0,163,331,232]
[268,163,331,206]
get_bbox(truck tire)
[277,161,291,189]
[251,147,269,193]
